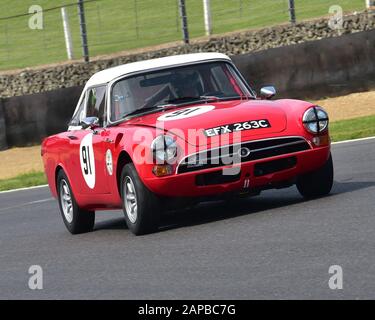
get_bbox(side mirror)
[80,117,99,130]
[260,86,276,100]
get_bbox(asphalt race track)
[1,138,374,299]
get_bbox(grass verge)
[330,115,375,142]
[0,115,374,191]
[0,171,47,192]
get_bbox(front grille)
[177,136,311,174]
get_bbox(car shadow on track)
[94,180,375,233]
[94,216,127,231]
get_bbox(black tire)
[297,153,334,199]
[57,170,95,234]
[121,163,161,235]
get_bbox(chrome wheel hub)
[60,179,73,223]
[124,176,138,224]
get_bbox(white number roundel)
[106,149,113,176]
[80,133,96,189]
[157,105,215,121]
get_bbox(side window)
[70,93,86,126]
[86,86,107,127]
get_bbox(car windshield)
[110,61,253,122]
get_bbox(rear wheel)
[297,153,334,199]
[121,163,161,235]
[57,170,95,234]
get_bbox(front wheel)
[121,163,161,235]
[297,153,334,199]
[57,170,95,234]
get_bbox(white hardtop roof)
[85,52,231,88]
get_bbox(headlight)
[302,106,329,134]
[151,135,177,163]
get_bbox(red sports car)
[41,53,333,235]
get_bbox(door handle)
[68,135,78,140]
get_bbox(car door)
[66,85,110,195]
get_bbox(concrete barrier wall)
[0,29,374,149]
[1,86,83,148]
[232,29,375,99]
[0,99,7,150]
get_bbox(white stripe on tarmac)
[0,184,48,194]
[0,198,54,213]
[332,136,375,145]
[1,136,374,195]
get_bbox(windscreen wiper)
[121,104,175,119]
[121,95,248,119]
[162,95,220,104]
[162,95,249,104]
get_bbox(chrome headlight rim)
[302,106,329,134]
[151,135,178,163]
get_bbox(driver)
[172,72,203,98]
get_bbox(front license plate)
[204,119,271,137]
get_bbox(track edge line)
[0,184,49,194]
